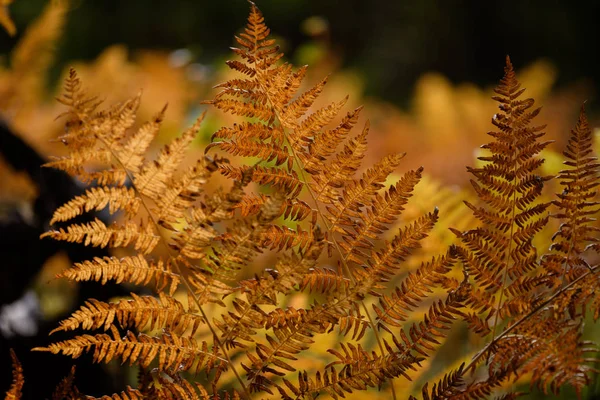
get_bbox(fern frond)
[135,114,206,197]
[208,139,291,169]
[58,255,180,295]
[4,0,67,108]
[51,292,204,335]
[220,165,304,197]
[339,166,421,262]
[34,326,225,375]
[281,347,418,400]
[545,105,600,284]
[116,107,165,173]
[397,283,468,359]
[261,224,315,251]
[50,186,140,225]
[80,387,143,400]
[301,266,350,294]
[5,350,24,400]
[302,105,361,175]
[454,56,552,325]
[360,209,440,286]
[50,366,79,400]
[234,194,314,222]
[42,218,159,254]
[373,249,457,333]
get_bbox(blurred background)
[0,0,599,398]
[1,0,598,182]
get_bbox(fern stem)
[253,76,397,400]
[488,119,519,359]
[97,136,251,399]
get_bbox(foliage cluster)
[2,2,600,400]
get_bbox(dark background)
[1,0,598,109]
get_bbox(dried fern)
[25,3,600,400]
[4,350,24,400]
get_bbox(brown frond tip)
[5,349,24,400]
[83,387,143,400]
[51,366,79,400]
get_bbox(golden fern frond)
[0,0,67,111]
[83,388,143,400]
[50,186,140,224]
[373,249,457,333]
[453,56,552,324]
[51,292,204,335]
[35,326,224,375]
[280,346,419,400]
[355,209,440,287]
[301,104,361,174]
[310,123,370,204]
[219,165,304,197]
[5,350,24,400]
[396,282,469,360]
[261,224,315,251]
[207,139,292,169]
[301,266,350,294]
[135,113,207,196]
[413,364,465,400]
[57,255,180,295]
[42,218,159,254]
[326,151,406,229]
[339,166,422,263]
[234,194,314,222]
[545,105,600,284]
[206,11,451,385]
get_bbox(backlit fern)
[4,3,600,400]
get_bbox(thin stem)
[488,104,519,357]
[253,70,397,399]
